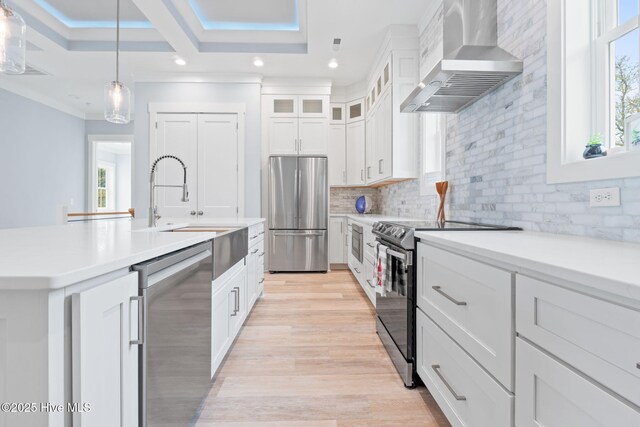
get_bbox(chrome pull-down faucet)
[149,155,189,227]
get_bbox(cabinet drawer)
[417,309,513,427]
[516,338,640,426]
[417,243,514,389]
[248,223,265,246]
[516,275,640,406]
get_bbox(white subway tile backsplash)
[376,0,640,243]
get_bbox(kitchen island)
[0,217,265,427]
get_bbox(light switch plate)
[590,187,620,207]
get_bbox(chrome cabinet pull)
[432,365,466,401]
[432,286,467,306]
[366,242,375,248]
[130,296,144,345]
[230,288,238,316]
[379,159,384,174]
[234,287,240,313]
[259,278,265,284]
[354,268,361,274]
[367,166,372,179]
[190,210,196,216]
[251,248,259,254]
[250,234,258,240]
[198,210,204,216]
[299,139,303,152]
[259,252,265,257]
[366,279,375,288]
[259,231,265,235]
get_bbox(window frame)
[96,161,116,212]
[547,0,640,184]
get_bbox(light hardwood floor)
[196,270,451,427]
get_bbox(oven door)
[375,242,414,362]
[351,227,363,263]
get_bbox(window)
[96,162,115,211]
[547,0,640,183]
[594,0,640,149]
[420,114,446,196]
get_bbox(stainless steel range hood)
[401,0,523,113]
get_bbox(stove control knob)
[396,229,406,238]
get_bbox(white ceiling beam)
[130,0,199,57]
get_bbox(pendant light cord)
[116,0,120,84]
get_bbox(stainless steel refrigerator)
[268,156,328,272]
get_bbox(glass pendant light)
[104,0,131,124]
[0,0,26,74]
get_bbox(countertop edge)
[0,232,217,291]
[415,231,640,303]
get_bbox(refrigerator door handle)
[296,165,302,224]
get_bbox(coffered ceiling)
[0,0,428,117]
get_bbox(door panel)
[269,119,298,154]
[299,119,328,155]
[298,157,328,230]
[328,125,346,185]
[72,273,138,427]
[155,114,198,218]
[197,114,239,218]
[346,121,366,185]
[269,230,328,272]
[268,156,298,229]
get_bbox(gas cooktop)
[372,220,521,250]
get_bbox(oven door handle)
[386,248,412,265]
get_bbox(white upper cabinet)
[268,118,299,155]
[346,98,365,123]
[364,49,419,185]
[330,103,346,124]
[328,124,347,186]
[299,119,328,155]
[299,96,329,118]
[267,96,298,118]
[347,120,366,185]
[264,93,330,156]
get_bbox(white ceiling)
[0,0,429,117]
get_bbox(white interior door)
[197,114,239,218]
[72,273,139,427]
[154,114,198,219]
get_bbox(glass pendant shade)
[104,81,131,124]
[0,1,26,75]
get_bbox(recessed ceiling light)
[253,57,264,67]
[175,57,187,66]
[328,59,339,69]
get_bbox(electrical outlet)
[589,187,620,207]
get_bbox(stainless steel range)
[372,220,521,387]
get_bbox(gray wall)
[0,89,86,228]
[85,119,135,136]
[133,82,262,218]
[378,0,640,243]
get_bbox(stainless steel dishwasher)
[132,241,214,427]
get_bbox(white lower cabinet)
[417,243,514,389]
[72,272,139,427]
[515,338,640,427]
[211,262,247,377]
[329,216,347,264]
[416,308,513,427]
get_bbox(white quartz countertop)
[0,218,265,290]
[415,230,640,302]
